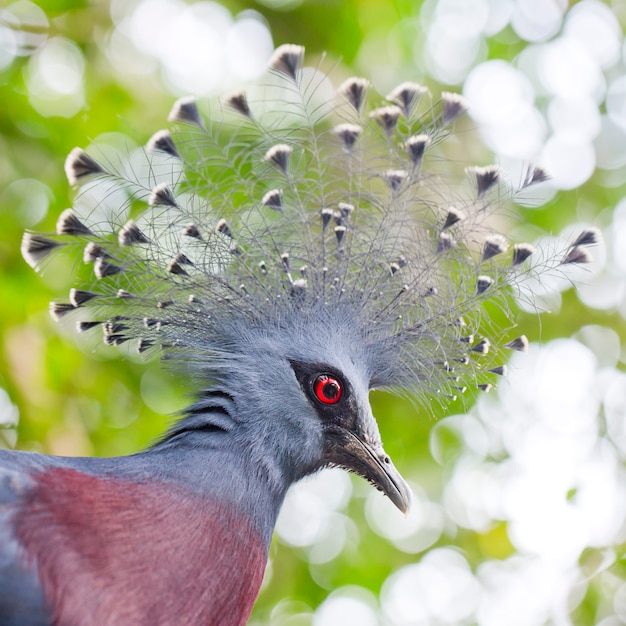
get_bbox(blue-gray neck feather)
[2,431,286,548]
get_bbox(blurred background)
[2,0,626,624]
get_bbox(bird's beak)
[325,428,412,514]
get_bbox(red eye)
[313,375,343,404]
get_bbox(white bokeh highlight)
[107,0,273,96]
[420,0,625,191]
[275,468,353,557]
[381,549,481,625]
[0,387,19,449]
[26,36,85,117]
[510,0,566,43]
[418,338,626,624]
[365,482,444,553]
[313,587,378,626]
[0,1,49,71]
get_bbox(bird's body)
[8,44,597,624]
[1,430,274,625]
[1,447,268,624]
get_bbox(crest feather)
[24,45,598,403]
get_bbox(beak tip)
[393,484,412,515]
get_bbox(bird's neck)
[11,394,295,625]
[141,414,290,546]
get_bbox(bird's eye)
[313,374,343,405]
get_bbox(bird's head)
[207,309,411,513]
[288,358,410,513]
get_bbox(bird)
[7,43,598,625]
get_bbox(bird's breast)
[13,467,267,626]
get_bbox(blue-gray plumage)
[0,311,409,624]
[9,43,599,625]
[1,462,48,625]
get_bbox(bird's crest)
[21,44,598,403]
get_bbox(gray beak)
[325,428,412,514]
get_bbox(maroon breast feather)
[14,468,266,626]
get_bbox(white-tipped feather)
[22,45,599,404]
